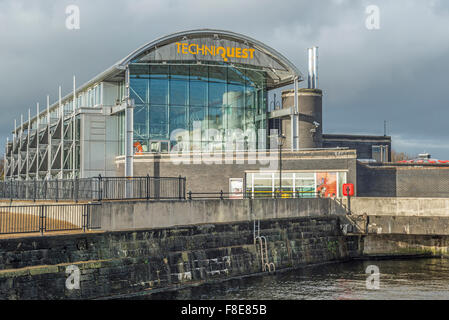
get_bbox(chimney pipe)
[308,48,314,89]
[308,47,319,89]
[312,46,319,89]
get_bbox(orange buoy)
[134,141,144,155]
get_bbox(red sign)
[342,183,354,197]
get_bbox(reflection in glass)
[128,63,267,154]
[149,105,168,139]
[209,82,227,107]
[134,105,148,140]
[170,80,188,106]
[190,81,207,106]
[149,79,168,105]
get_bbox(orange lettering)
[175,42,182,53]
[181,43,188,54]
[188,44,197,54]
[248,48,255,59]
[205,45,215,56]
[235,48,242,58]
[216,47,227,61]
[197,45,205,55]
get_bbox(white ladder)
[253,220,260,244]
[255,235,275,273]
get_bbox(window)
[246,171,347,198]
[95,85,101,106]
[149,105,168,139]
[372,145,388,162]
[128,63,268,152]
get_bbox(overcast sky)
[1,0,448,158]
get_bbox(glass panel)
[149,105,168,139]
[189,106,207,145]
[227,84,245,108]
[130,65,150,104]
[169,79,188,106]
[149,78,168,105]
[134,104,149,141]
[253,172,273,198]
[337,172,347,198]
[225,107,244,130]
[150,141,160,152]
[295,172,315,198]
[245,86,257,109]
[245,69,265,88]
[244,108,255,128]
[189,106,206,129]
[228,67,245,84]
[208,107,224,130]
[209,82,227,107]
[169,106,188,132]
[95,86,101,106]
[273,173,294,198]
[190,65,208,81]
[149,65,169,78]
[160,141,169,153]
[209,66,227,83]
[190,81,207,106]
[254,178,272,187]
[170,65,189,80]
[129,63,268,152]
[253,172,273,179]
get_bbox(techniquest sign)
[175,42,255,62]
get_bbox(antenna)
[384,120,387,136]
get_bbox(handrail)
[187,190,320,200]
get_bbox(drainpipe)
[124,67,134,198]
[125,67,134,179]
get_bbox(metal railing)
[0,175,186,202]
[96,176,186,201]
[187,190,321,200]
[0,203,100,235]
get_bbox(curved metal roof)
[115,29,303,80]
[23,29,303,132]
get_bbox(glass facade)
[128,63,267,153]
[246,171,347,198]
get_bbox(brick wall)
[357,163,449,198]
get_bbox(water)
[149,258,449,300]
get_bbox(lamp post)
[277,134,286,198]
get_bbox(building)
[4,29,395,198]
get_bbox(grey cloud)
[0,0,448,159]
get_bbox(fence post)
[55,178,59,203]
[9,179,12,201]
[39,205,45,235]
[178,175,182,200]
[33,178,36,202]
[146,174,150,200]
[43,179,47,199]
[75,176,79,203]
[183,178,186,200]
[188,191,192,200]
[98,174,102,201]
[220,190,224,200]
[83,204,88,232]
